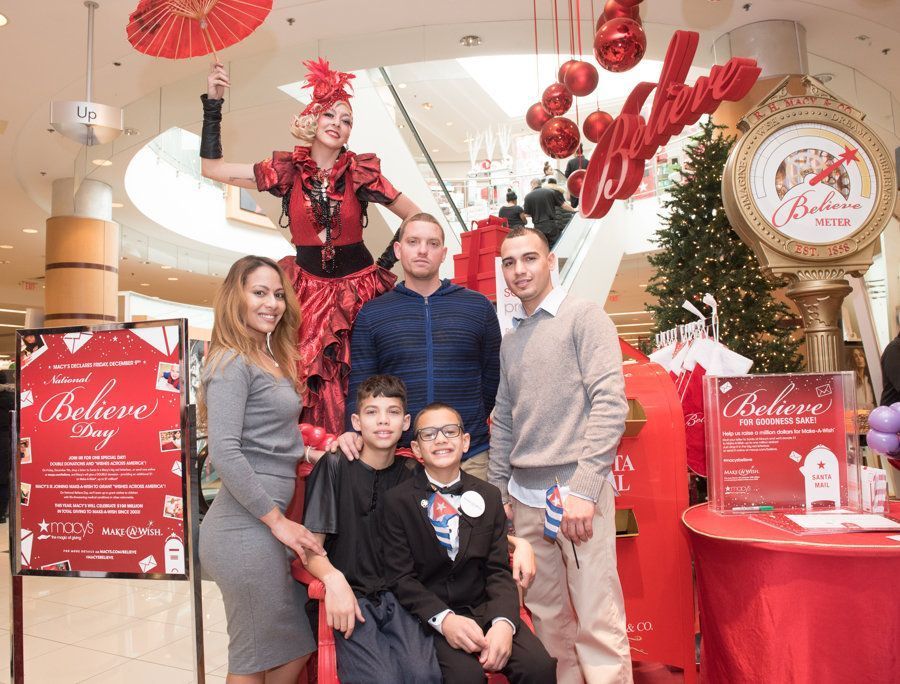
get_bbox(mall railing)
[146,127,224,193]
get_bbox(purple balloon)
[868,405,900,433]
[867,429,900,455]
[891,402,900,414]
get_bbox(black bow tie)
[431,482,464,496]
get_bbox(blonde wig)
[289,100,353,146]
[197,255,302,427]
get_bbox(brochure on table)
[747,511,900,535]
[704,372,862,514]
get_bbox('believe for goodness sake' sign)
[703,372,859,513]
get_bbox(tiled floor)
[0,522,230,683]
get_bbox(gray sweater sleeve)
[487,352,513,502]
[568,305,629,501]
[205,353,278,519]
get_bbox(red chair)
[288,455,536,684]
[291,558,534,684]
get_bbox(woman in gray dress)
[199,255,326,683]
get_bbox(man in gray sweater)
[488,227,631,684]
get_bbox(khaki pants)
[460,450,489,481]
[513,482,632,684]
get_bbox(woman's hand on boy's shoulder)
[331,431,363,460]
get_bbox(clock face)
[748,123,878,245]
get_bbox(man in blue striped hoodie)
[336,212,502,482]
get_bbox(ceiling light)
[0,245,13,250]
[398,83,407,89]
[814,73,834,84]
[445,121,454,127]
[22,228,38,234]
[140,282,150,286]
[91,159,113,167]
[0,14,8,28]
[123,127,139,136]
[161,265,172,270]
[111,202,124,208]
[421,102,433,111]
[459,35,482,47]
[432,148,440,153]
[167,277,178,281]
[398,123,405,129]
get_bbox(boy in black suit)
[383,402,556,684]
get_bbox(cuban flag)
[428,492,459,552]
[544,484,564,540]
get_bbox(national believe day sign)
[15,321,189,576]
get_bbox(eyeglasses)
[415,424,463,441]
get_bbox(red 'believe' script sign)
[581,31,761,218]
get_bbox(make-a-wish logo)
[101,521,164,540]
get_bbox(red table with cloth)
[682,502,900,684]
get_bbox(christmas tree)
[646,118,802,373]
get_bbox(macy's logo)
[37,519,94,540]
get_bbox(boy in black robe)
[303,375,440,683]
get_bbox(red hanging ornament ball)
[558,59,580,84]
[563,60,599,97]
[526,102,553,132]
[567,169,587,198]
[539,117,580,159]
[601,0,640,24]
[612,0,642,6]
[583,110,613,143]
[594,17,646,73]
[542,82,574,117]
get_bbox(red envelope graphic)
[21,529,33,566]
[63,331,93,354]
[129,326,179,356]
[815,383,833,398]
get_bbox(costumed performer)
[200,59,420,435]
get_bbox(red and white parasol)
[126,0,272,61]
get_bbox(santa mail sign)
[580,31,760,219]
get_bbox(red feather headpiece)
[301,58,355,116]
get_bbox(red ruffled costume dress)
[254,146,399,434]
